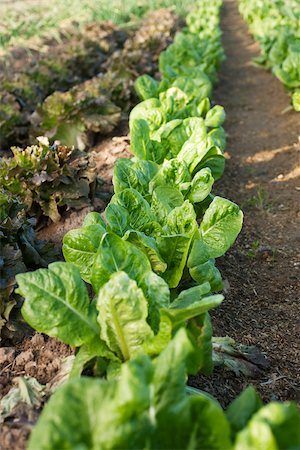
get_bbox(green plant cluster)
[27,330,300,450]
[15,0,300,448]
[0,189,57,334]
[0,139,98,223]
[0,22,127,148]
[30,9,181,149]
[239,0,300,111]
[0,139,99,329]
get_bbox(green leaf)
[140,271,170,334]
[226,386,263,437]
[235,402,300,450]
[166,293,223,327]
[28,357,153,450]
[70,335,119,378]
[187,167,214,203]
[204,105,226,128]
[292,89,300,111]
[82,211,106,227]
[135,74,160,100]
[91,232,151,293]
[188,392,232,450]
[97,272,154,361]
[105,203,129,236]
[194,145,225,181]
[129,98,163,131]
[187,313,213,375]
[158,201,197,287]
[62,224,106,283]
[171,74,212,103]
[111,188,156,232]
[113,158,158,200]
[16,262,98,346]
[170,282,211,308]
[190,259,224,292]
[123,230,167,274]
[188,197,243,267]
[151,185,184,224]
[91,232,169,333]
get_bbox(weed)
[243,188,272,210]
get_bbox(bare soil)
[190,0,300,406]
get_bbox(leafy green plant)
[13,1,299,447]
[0,22,127,148]
[63,187,242,291]
[30,9,180,149]
[0,190,57,335]
[247,239,260,258]
[16,258,223,378]
[0,139,98,222]
[27,330,300,450]
[239,0,300,110]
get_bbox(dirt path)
[191,0,300,405]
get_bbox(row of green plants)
[30,9,180,150]
[0,9,180,334]
[13,0,300,448]
[0,8,179,150]
[239,0,300,111]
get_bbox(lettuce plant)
[16,256,223,378]
[239,0,300,110]
[27,330,300,450]
[63,182,242,291]
[0,22,127,148]
[29,9,181,149]
[0,139,98,222]
[0,190,56,335]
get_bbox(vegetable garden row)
[239,0,300,111]
[0,0,300,449]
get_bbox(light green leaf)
[111,188,156,232]
[235,402,300,450]
[190,259,224,292]
[165,293,223,327]
[105,203,129,236]
[188,167,214,203]
[189,197,243,267]
[91,232,151,293]
[16,262,98,346]
[97,272,154,361]
[82,211,106,228]
[204,105,226,128]
[226,386,263,437]
[135,74,160,100]
[151,185,184,224]
[158,201,198,287]
[187,313,213,375]
[62,224,105,283]
[70,335,119,378]
[123,230,167,274]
